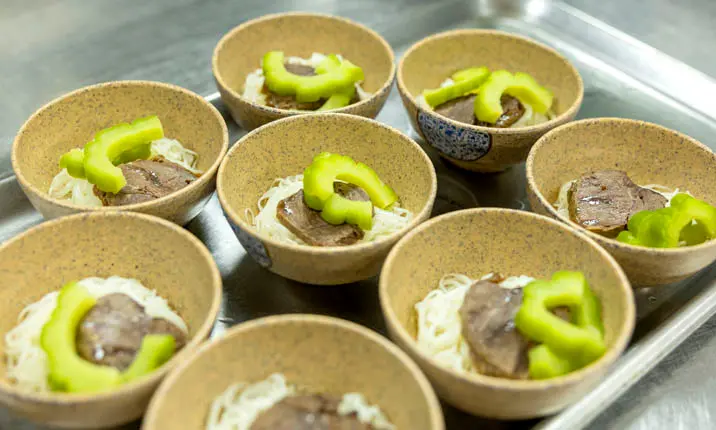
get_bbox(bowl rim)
[396,28,584,136]
[0,211,223,405]
[378,207,636,392]
[11,80,229,213]
[526,117,716,255]
[143,313,446,430]
[216,112,438,255]
[211,11,397,115]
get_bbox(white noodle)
[553,179,690,219]
[414,273,534,375]
[241,53,371,108]
[416,76,554,127]
[249,174,413,246]
[48,137,201,207]
[4,276,187,393]
[206,373,394,430]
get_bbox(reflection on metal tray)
[2,1,716,429]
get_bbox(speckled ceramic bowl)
[12,81,229,225]
[0,212,222,429]
[397,29,583,172]
[379,208,635,419]
[217,113,437,285]
[143,314,444,430]
[526,118,716,286]
[212,12,396,131]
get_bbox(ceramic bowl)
[212,12,396,131]
[143,314,444,430]
[526,118,716,286]
[0,212,222,428]
[379,208,635,419]
[217,113,437,285]
[12,81,229,225]
[397,29,583,172]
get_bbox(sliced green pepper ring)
[474,70,553,124]
[262,51,364,103]
[302,152,398,230]
[40,282,177,393]
[515,271,606,372]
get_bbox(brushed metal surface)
[1,0,715,429]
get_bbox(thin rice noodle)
[206,373,395,430]
[4,276,187,393]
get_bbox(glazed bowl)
[397,29,583,172]
[379,208,635,419]
[526,118,716,286]
[12,80,229,225]
[0,212,222,428]
[217,113,437,285]
[212,12,396,131]
[143,314,444,430]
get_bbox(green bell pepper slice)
[40,282,122,393]
[59,148,86,178]
[302,152,398,230]
[616,193,716,248]
[515,271,606,374]
[474,70,554,124]
[121,334,176,382]
[422,66,490,108]
[528,344,575,380]
[262,51,364,103]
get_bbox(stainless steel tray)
[2,1,716,429]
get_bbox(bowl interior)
[400,30,581,118]
[214,13,393,96]
[144,316,441,429]
[14,81,226,194]
[381,209,633,370]
[219,114,435,237]
[0,212,220,393]
[529,119,716,214]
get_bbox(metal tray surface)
[1,1,715,429]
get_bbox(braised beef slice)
[459,279,530,379]
[276,183,371,247]
[568,170,667,236]
[76,293,187,371]
[251,394,371,430]
[94,157,197,207]
[434,94,524,128]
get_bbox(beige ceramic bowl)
[212,12,396,131]
[397,29,583,172]
[379,208,635,419]
[143,314,444,430]
[0,212,222,428]
[217,113,437,285]
[12,81,229,225]
[527,118,716,286]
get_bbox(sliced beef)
[569,170,667,236]
[435,94,524,128]
[284,63,317,77]
[76,293,187,371]
[94,157,198,206]
[459,278,530,379]
[276,183,371,247]
[475,94,525,128]
[435,95,479,125]
[251,394,371,430]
